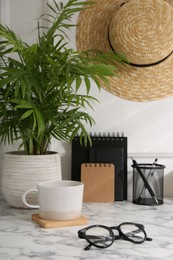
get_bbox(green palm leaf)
[0,0,127,154]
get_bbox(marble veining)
[0,196,173,259]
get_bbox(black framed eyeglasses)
[78,222,152,250]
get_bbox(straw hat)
[76,0,173,102]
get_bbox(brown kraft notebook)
[81,163,115,202]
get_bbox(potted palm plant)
[0,0,127,207]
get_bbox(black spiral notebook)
[71,133,128,201]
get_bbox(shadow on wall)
[164,170,173,197]
[0,155,2,194]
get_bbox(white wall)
[1,0,173,199]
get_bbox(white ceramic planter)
[2,151,62,208]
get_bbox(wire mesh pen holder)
[132,163,165,205]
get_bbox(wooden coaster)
[32,214,88,228]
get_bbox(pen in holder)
[138,158,158,201]
[132,158,165,205]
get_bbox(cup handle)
[22,189,40,209]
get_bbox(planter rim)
[4,151,59,156]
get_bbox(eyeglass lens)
[120,223,145,243]
[85,226,113,248]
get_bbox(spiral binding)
[83,163,113,167]
[74,132,126,141]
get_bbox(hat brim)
[76,0,173,102]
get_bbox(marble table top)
[0,196,173,260]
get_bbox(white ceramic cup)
[22,180,84,221]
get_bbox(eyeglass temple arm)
[113,234,121,240]
[77,230,93,250]
[84,237,113,250]
[78,230,86,239]
[113,226,145,240]
[124,227,152,241]
[78,231,109,240]
[84,243,93,250]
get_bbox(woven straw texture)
[76,0,173,102]
[2,152,62,208]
